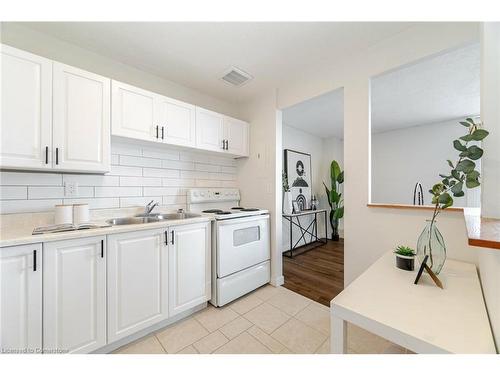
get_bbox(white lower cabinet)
[107,228,169,343]
[0,244,42,353]
[43,236,106,354]
[168,222,211,317]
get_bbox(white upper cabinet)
[168,222,211,317]
[0,243,42,353]
[111,80,158,142]
[1,45,52,170]
[43,236,106,354]
[195,107,225,152]
[53,63,111,173]
[157,95,196,147]
[107,228,169,343]
[224,116,249,157]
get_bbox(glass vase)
[416,220,446,274]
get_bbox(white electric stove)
[187,188,271,307]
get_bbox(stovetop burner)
[202,209,223,213]
[241,208,259,212]
[217,211,232,215]
[231,207,244,210]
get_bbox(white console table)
[330,252,496,354]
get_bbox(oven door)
[216,214,270,278]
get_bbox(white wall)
[371,119,480,207]
[237,91,283,286]
[0,140,238,215]
[0,23,242,119]
[478,22,500,350]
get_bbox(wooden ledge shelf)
[367,203,463,212]
[464,208,500,250]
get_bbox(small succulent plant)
[394,245,416,257]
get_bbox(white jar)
[54,205,73,225]
[73,204,90,225]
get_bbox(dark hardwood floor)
[283,239,344,307]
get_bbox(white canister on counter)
[73,204,90,225]
[54,204,73,224]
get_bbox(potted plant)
[394,245,416,271]
[323,160,344,241]
[282,172,293,215]
[418,118,489,274]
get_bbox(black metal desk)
[282,209,328,257]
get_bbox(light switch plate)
[64,181,78,197]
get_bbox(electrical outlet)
[64,182,78,197]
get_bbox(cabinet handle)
[162,126,164,140]
[164,231,168,245]
[45,146,49,164]
[226,139,229,150]
[55,148,59,165]
[156,126,159,139]
[33,250,37,271]
[101,239,104,258]
[171,230,175,245]
[221,139,225,150]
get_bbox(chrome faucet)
[145,200,159,215]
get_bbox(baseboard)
[271,275,285,286]
[92,302,207,354]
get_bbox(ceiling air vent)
[220,66,253,87]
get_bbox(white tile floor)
[113,285,411,354]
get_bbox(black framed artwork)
[284,149,312,211]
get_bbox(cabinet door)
[0,45,52,170]
[195,107,224,152]
[107,228,168,343]
[43,236,106,354]
[168,222,210,317]
[111,80,159,142]
[157,95,196,147]
[0,243,42,353]
[224,116,249,157]
[52,63,110,173]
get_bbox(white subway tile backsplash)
[0,199,63,214]
[63,174,119,186]
[195,163,221,172]
[0,171,62,186]
[163,195,187,205]
[162,160,195,170]
[221,166,237,174]
[195,179,221,188]
[95,186,142,198]
[142,148,180,161]
[119,176,162,187]
[143,187,186,197]
[63,197,120,210]
[162,178,195,187]
[111,142,142,156]
[28,186,94,199]
[120,155,162,168]
[143,168,180,178]
[119,196,162,208]
[0,141,239,214]
[108,165,143,177]
[0,186,28,200]
[181,170,209,179]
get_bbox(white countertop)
[0,215,213,248]
[331,252,496,354]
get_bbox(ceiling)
[20,22,415,104]
[282,43,480,139]
[283,88,344,139]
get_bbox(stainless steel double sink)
[106,212,201,226]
